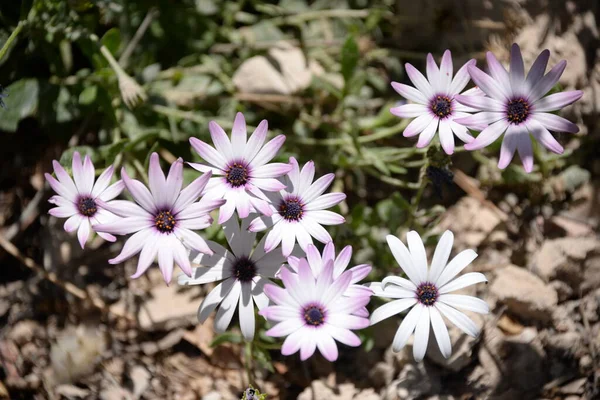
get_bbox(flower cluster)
[44,43,582,366]
[392,44,582,172]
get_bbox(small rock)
[368,361,395,388]
[489,265,558,323]
[533,237,598,290]
[582,255,600,294]
[384,363,441,400]
[549,280,574,302]
[500,327,548,393]
[436,197,503,248]
[55,384,90,398]
[8,320,39,346]
[544,331,583,357]
[202,392,222,400]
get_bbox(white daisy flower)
[260,258,370,361]
[95,153,224,284]
[189,112,292,224]
[248,157,346,257]
[368,230,489,361]
[178,217,292,341]
[45,152,124,248]
[390,50,485,154]
[287,242,372,316]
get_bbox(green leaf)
[0,79,39,132]
[101,28,121,55]
[341,35,359,85]
[99,139,129,164]
[79,85,98,105]
[209,332,242,347]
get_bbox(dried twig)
[0,233,135,324]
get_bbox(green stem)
[0,22,24,62]
[244,341,255,387]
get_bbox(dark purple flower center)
[232,256,257,282]
[279,197,304,221]
[431,95,453,119]
[77,197,97,217]
[225,162,249,187]
[416,282,438,306]
[155,210,176,233]
[303,305,325,326]
[506,98,530,124]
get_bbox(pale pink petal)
[45,173,76,202]
[190,137,228,169]
[98,180,124,202]
[157,244,174,284]
[454,94,505,112]
[325,325,361,347]
[390,104,429,118]
[244,120,268,163]
[498,125,519,170]
[249,135,286,168]
[453,112,504,128]
[405,63,434,98]
[71,153,92,195]
[485,51,512,98]
[208,121,233,160]
[297,160,315,195]
[77,218,91,248]
[217,197,236,224]
[252,163,292,179]
[91,165,114,199]
[403,113,435,138]
[110,228,153,264]
[316,332,338,362]
[439,50,453,93]
[164,158,184,208]
[131,234,160,279]
[302,174,335,204]
[95,217,153,235]
[231,112,247,159]
[175,227,213,255]
[525,49,550,89]
[281,330,304,356]
[281,225,296,256]
[516,131,534,173]
[532,91,583,112]
[49,205,77,218]
[188,162,224,175]
[509,43,525,95]
[264,221,284,252]
[467,65,508,101]
[64,214,82,232]
[425,53,441,92]
[265,319,303,337]
[304,210,344,225]
[450,59,476,94]
[172,172,212,214]
[148,153,167,206]
[528,60,567,103]
[525,118,564,154]
[121,169,156,214]
[438,119,455,154]
[532,112,579,133]
[464,119,509,150]
[172,239,192,277]
[449,120,475,144]
[416,119,439,148]
[391,81,428,104]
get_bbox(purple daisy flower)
[390,50,486,154]
[45,152,124,248]
[260,258,370,361]
[189,112,292,224]
[366,231,488,361]
[287,243,372,316]
[455,43,583,172]
[178,217,294,341]
[95,153,224,284]
[248,157,346,257]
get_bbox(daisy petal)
[392,303,422,352]
[464,119,509,150]
[412,306,430,361]
[434,249,478,288]
[439,294,489,314]
[391,82,428,104]
[439,272,488,294]
[370,298,417,326]
[531,90,583,112]
[435,302,480,337]
[429,306,452,358]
